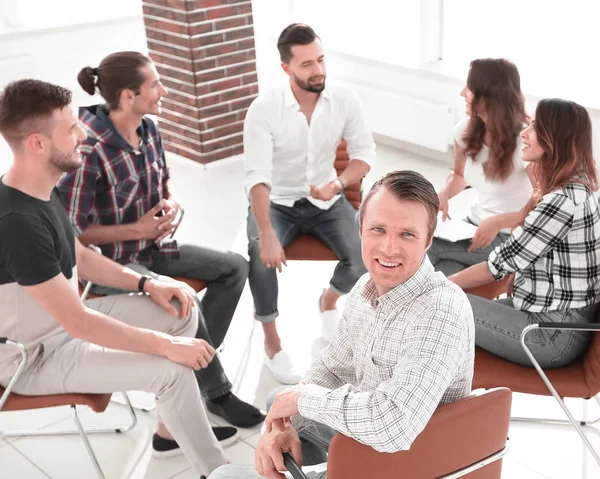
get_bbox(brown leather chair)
[284,140,362,261]
[324,388,512,479]
[473,306,600,467]
[465,277,510,301]
[0,342,136,479]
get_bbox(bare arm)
[337,159,370,188]
[249,183,274,235]
[76,239,141,290]
[78,200,174,246]
[448,261,496,290]
[26,274,169,355]
[440,141,468,200]
[79,223,141,245]
[249,183,287,272]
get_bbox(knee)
[155,358,193,392]
[207,464,239,479]
[228,252,249,281]
[180,302,200,336]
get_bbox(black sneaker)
[152,426,239,459]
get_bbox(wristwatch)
[138,275,152,293]
[334,178,345,192]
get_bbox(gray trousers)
[427,225,509,277]
[247,197,366,322]
[91,244,249,400]
[0,294,227,476]
[209,386,335,479]
[469,295,597,368]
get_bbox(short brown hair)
[277,23,319,63]
[78,51,151,110]
[359,170,439,238]
[0,79,72,147]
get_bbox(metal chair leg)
[72,405,105,479]
[520,324,600,467]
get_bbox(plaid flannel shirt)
[294,257,474,453]
[488,183,600,312]
[58,105,178,265]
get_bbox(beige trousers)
[1,293,228,476]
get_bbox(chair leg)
[72,404,105,479]
[1,392,137,437]
[520,326,600,467]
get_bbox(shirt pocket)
[114,175,141,211]
[368,355,397,382]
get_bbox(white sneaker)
[320,309,339,342]
[264,350,304,385]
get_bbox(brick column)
[142,0,259,164]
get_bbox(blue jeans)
[427,222,509,277]
[468,295,597,368]
[247,197,366,322]
[90,244,249,399]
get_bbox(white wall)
[1,1,599,174]
[0,13,146,173]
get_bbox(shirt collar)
[360,256,435,308]
[283,82,330,110]
[95,105,148,151]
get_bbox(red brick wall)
[142,0,259,164]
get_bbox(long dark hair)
[522,99,598,218]
[77,51,151,110]
[463,58,527,182]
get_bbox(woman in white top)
[428,58,534,276]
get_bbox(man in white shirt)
[244,24,376,384]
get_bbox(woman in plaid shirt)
[451,98,599,368]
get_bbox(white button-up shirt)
[243,82,376,210]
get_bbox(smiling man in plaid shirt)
[209,170,475,479]
[58,52,266,443]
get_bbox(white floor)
[1,143,599,478]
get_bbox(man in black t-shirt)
[0,80,229,476]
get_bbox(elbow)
[62,309,90,340]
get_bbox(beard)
[293,73,326,93]
[49,144,81,173]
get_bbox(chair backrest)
[582,305,600,394]
[334,140,361,210]
[327,387,512,479]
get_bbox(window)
[442,0,599,108]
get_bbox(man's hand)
[134,200,177,240]
[438,191,449,222]
[469,217,501,252]
[155,199,181,242]
[259,230,287,273]
[265,387,302,433]
[163,335,215,370]
[310,180,342,201]
[255,422,302,479]
[145,280,194,319]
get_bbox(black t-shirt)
[0,182,76,287]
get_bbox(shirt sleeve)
[243,98,274,197]
[453,117,470,149]
[0,214,62,286]
[342,89,376,167]
[57,143,100,236]
[487,191,575,280]
[297,293,471,453]
[291,310,356,432]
